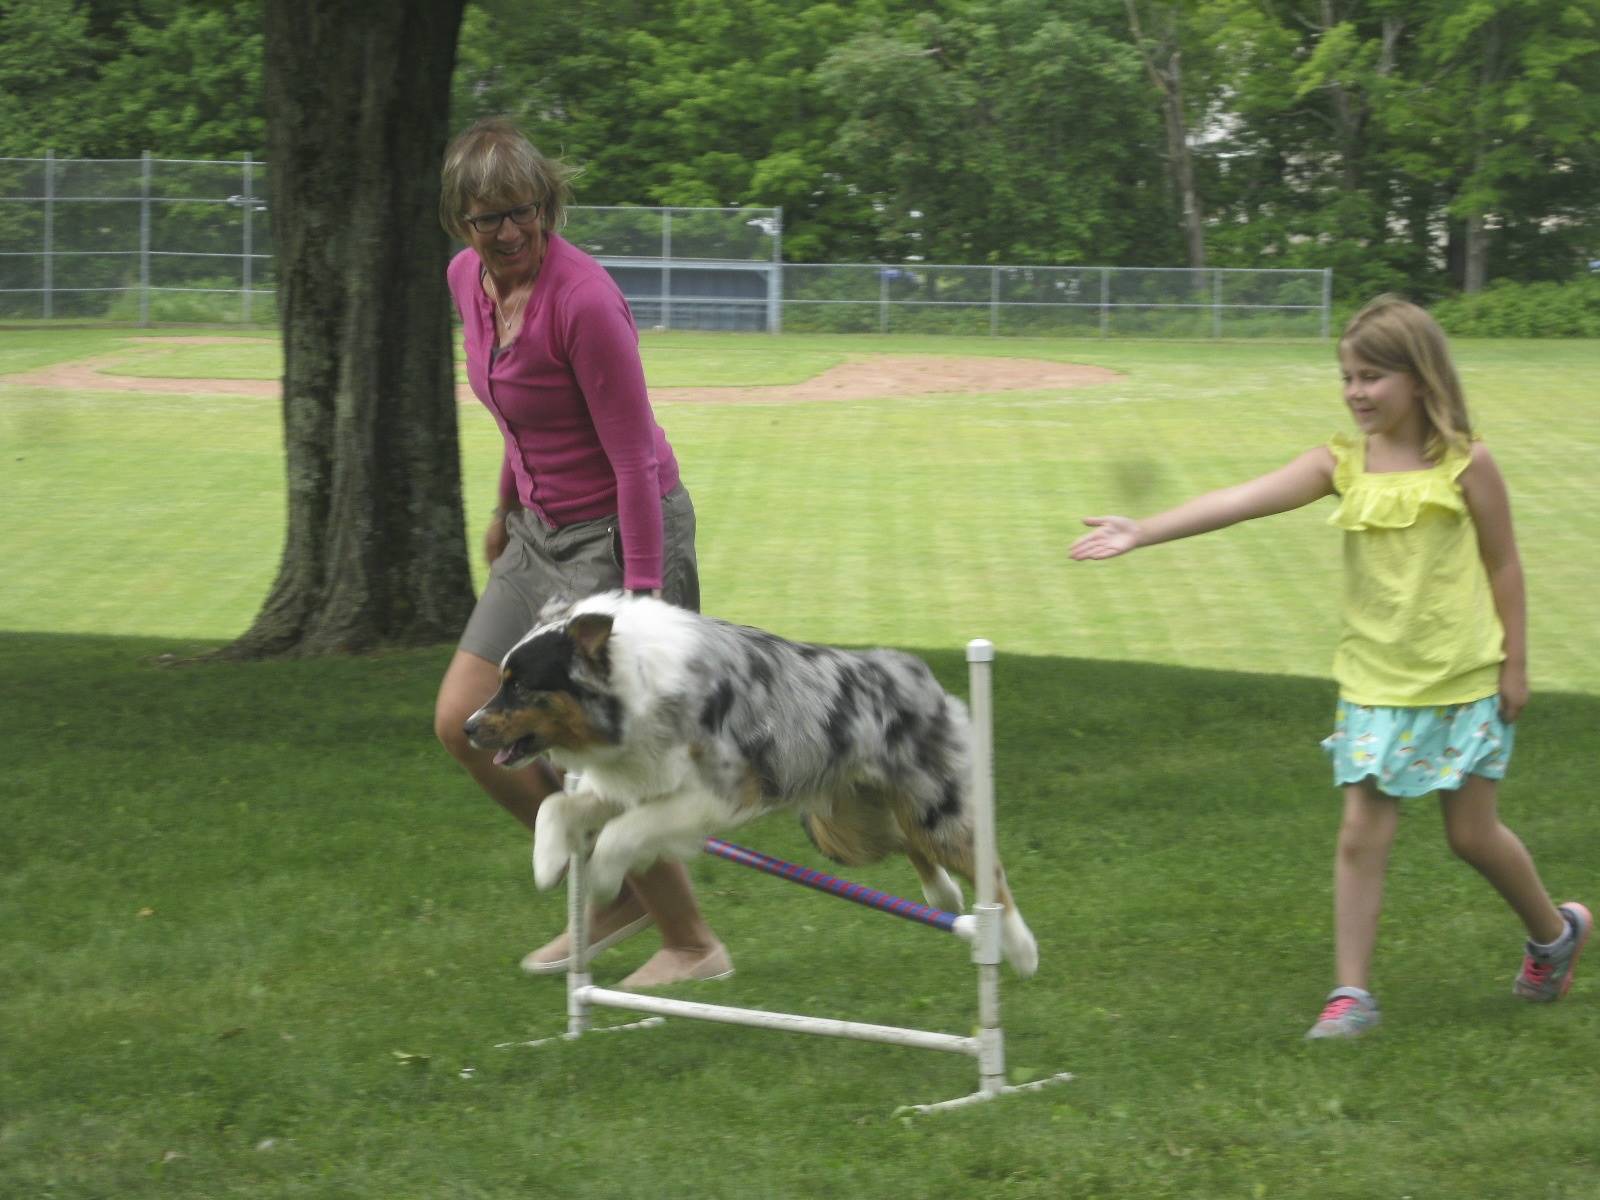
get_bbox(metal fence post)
[1212,269,1222,338]
[770,205,783,334]
[1321,268,1333,338]
[661,209,672,331]
[990,267,1000,337]
[139,151,152,327]
[1099,266,1109,338]
[42,150,55,318]
[879,268,889,334]
[242,154,255,323]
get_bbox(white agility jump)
[502,639,1072,1114]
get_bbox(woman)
[433,116,730,988]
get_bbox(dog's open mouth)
[492,737,540,767]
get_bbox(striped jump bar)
[702,836,963,935]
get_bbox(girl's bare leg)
[1332,782,1402,990]
[1438,774,1565,944]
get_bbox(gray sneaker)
[1513,902,1591,1002]
[1305,986,1381,1040]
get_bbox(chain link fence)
[1,155,1330,337]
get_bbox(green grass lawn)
[3,328,1598,692]
[2,329,1599,1198]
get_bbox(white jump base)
[501,639,1072,1114]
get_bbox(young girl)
[1069,295,1588,1038]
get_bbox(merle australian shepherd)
[463,592,1038,976]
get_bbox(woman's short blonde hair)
[439,116,576,241]
[1340,294,1473,461]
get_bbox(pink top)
[448,235,681,590]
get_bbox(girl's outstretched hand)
[1070,515,1139,560]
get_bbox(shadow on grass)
[5,631,1599,1198]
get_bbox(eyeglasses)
[462,203,540,235]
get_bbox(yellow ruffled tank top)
[1327,432,1504,706]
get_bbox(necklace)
[491,283,530,343]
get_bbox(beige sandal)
[519,914,655,975]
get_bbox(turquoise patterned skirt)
[1320,696,1514,798]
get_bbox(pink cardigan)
[448,236,681,590]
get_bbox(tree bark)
[1461,20,1503,295]
[227,0,473,658]
[1125,0,1205,270]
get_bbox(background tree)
[1124,0,1210,269]
[817,1,1172,265]
[451,0,883,261]
[8,0,1600,302]
[226,0,474,658]
[1400,0,1600,293]
[0,0,101,156]
[90,0,265,158]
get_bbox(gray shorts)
[458,483,700,664]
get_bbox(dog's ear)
[566,612,614,663]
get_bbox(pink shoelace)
[1318,996,1360,1023]
[1521,955,1552,985]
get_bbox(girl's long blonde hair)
[1340,294,1473,461]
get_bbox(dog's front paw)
[584,854,627,906]
[532,797,572,891]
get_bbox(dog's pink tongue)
[493,747,514,766]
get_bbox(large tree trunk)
[227,0,473,658]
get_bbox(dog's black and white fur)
[463,592,1037,976]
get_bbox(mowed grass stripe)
[2,331,1597,695]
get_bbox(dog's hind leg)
[991,865,1039,979]
[936,839,1039,979]
[891,786,1039,978]
[904,846,965,914]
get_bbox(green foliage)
[1431,277,1600,337]
[0,0,97,156]
[90,0,266,158]
[0,0,265,158]
[4,0,1600,296]
[454,0,879,262]
[817,1,1173,266]
[100,279,278,325]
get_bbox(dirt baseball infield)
[5,336,1119,403]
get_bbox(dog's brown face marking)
[474,667,613,752]
[516,690,608,750]
[464,625,620,762]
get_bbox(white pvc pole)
[579,987,978,1056]
[966,638,1005,1096]
[564,777,593,1038]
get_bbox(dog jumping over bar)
[463,592,1038,977]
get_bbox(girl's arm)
[1070,447,1337,560]
[1459,443,1528,721]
